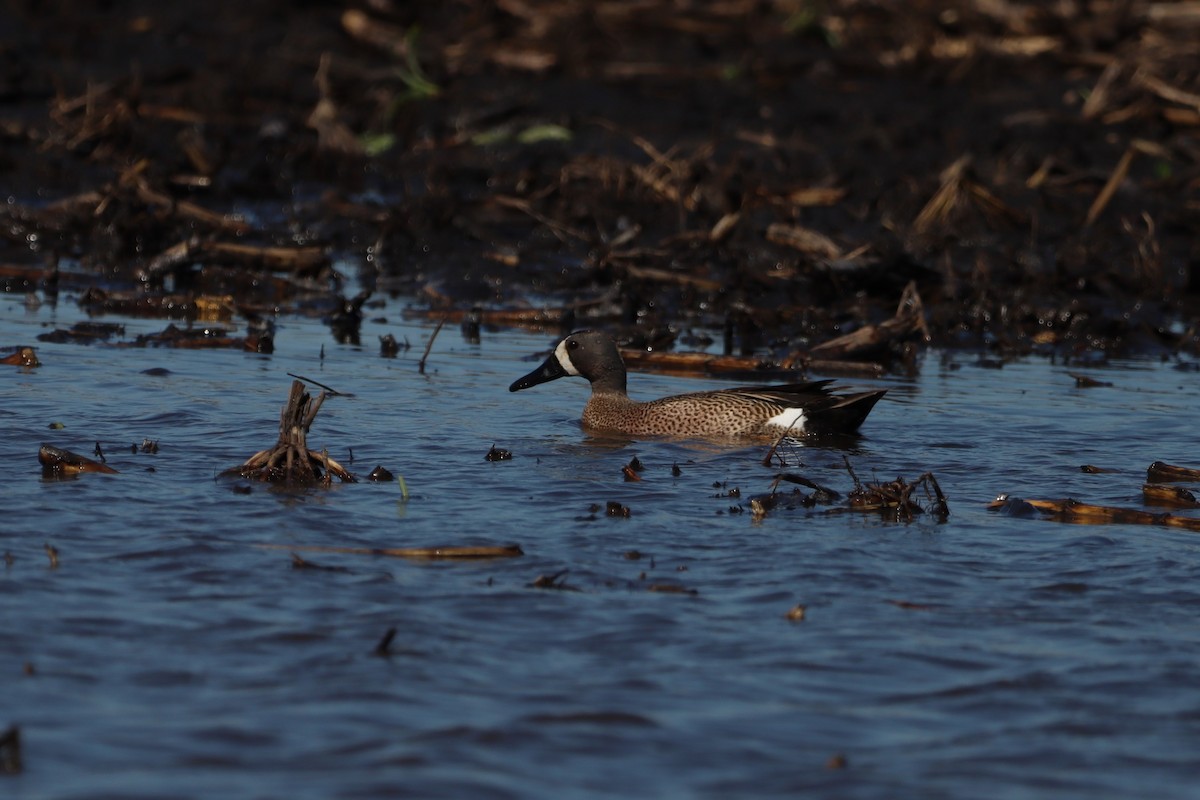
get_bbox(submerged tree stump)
[224,380,356,485]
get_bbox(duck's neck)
[588,365,628,396]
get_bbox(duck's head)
[509,330,627,393]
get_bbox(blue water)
[3,293,1199,799]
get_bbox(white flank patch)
[766,408,807,432]
[554,340,581,376]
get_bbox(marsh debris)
[379,333,404,357]
[0,725,21,775]
[132,322,272,352]
[748,493,783,522]
[844,457,949,522]
[989,495,1042,518]
[529,569,578,591]
[1143,484,1199,508]
[772,473,840,502]
[268,543,524,560]
[367,465,394,482]
[1068,372,1112,388]
[221,380,356,485]
[802,281,930,366]
[0,346,39,367]
[485,444,512,462]
[36,321,125,345]
[748,459,948,523]
[746,487,814,520]
[1147,462,1200,483]
[847,472,950,522]
[417,317,445,375]
[3,2,1200,364]
[988,495,1200,533]
[887,599,936,611]
[992,461,1200,531]
[290,553,349,572]
[460,307,483,344]
[327,290,372,345]
[646,583,697,596]
[38,444,119,478]
[38,316,268,352]
[373,628,397,657]
[606,501,632,518]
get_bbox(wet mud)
[2,1,1199,366]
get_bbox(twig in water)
[920,471,950,518]
[374,627,397,656]
[843,455,862,489]
[286,372,345,396]
[418,317,446,375]
[762,415,805,467]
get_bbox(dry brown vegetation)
[2,1,1198,366]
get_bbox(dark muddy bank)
[2,0,1198,367]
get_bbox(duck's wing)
[710,380,837,405]
[714,381,886,434]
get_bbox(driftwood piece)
[262,543,523,560]
[1143,483,1200,508]
[222,380,356,485]
[132,176,250,234]
[38,445,119,477]
[804,281,931,362]
[140,239,329,283]
[765,222,843,259]
[1147,461,1200,483]
[988,495,1200,532]
[992,460,1200,530]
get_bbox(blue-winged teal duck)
[510,330,886,439]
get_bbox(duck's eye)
[567,339,580,350]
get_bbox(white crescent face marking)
[554,340,581,376]
[766,408,807,432]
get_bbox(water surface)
[3,295,1199,799]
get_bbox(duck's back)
[581,381,877,439]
